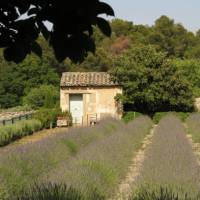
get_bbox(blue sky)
[105,0,200,32]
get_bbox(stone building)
[60,72,123,126]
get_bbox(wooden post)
[87,114,88,126]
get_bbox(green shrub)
[23,85,59,110]
[0,120,42,146]
[34,108,72,129]
[153,112,170,124]
[58,111,73,126]
[33,108,60,129]
[175,112,190,122]
[123,112,142,123]
[153,112,190,124]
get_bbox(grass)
[131,114,200,199]
[186,113,200,143]
[122,112,142,123]
[152,112,190,124]
[0,116,153,199]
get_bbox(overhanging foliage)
[0,1,114,63]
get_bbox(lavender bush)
[16,183,105,200]
[0,117,153,199]
[16,183,83,200]
[0,119,42,146]
[42,116,153,198]
[131,186,200,200]
[0,118,123,197]
[131,115,200,199]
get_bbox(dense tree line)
[1,15,200,113]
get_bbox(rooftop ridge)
[60,72,120,87]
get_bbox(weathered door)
[69,94,83,124]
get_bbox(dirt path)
[183,124,200,166]
[0,128,68,154]
[186,134,200,166]
[113,125,157,200]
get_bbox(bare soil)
[186,134,200,166]
[113,125,157,200]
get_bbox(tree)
[173,59,200,97]
[23,85,59,109]
[110,36,131,55]
[184,44,200,59]
[112,45,194,114]
[148,16,196,58]
[111,19,133,37]
[0,1,114,63]
[0,55,59,108]
[74,48,113,72]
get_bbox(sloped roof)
[61,72,120,87]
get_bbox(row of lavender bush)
[0,119,42,146]
[40,116,153,199]
[130,114,200,199]
[0,118,124,198]
[0,117,153,199]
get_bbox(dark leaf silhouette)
[97,17,112,37]
[31,42,42,57]
[0,0,114,63]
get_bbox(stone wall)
[60,86,123,125]
[0,111,34,121]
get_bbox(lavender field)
[0,116,153,199]
[131,115,200,199]
[1,114,200,200]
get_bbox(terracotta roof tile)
[61,72,120,87]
